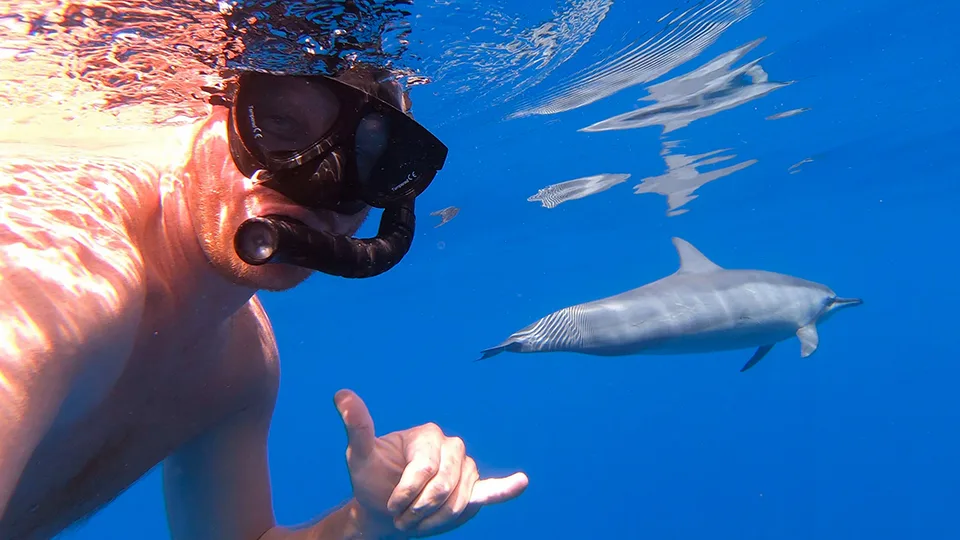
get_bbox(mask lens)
[355,112,390,184]
[236,74,341,168]
[355,107,448,205]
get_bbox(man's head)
[183,65,446,291]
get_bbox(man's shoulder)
[0,154,154,269]
[0,156,151,358]
[237,295,280,372]
[219,296,281,405]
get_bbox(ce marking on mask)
[392,170,418,192]
[246,106,263,139]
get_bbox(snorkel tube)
[233,199,416,279]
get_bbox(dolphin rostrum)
[479,237,862,372]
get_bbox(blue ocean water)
[62,0,959,538]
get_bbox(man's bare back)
[0,72,527,539]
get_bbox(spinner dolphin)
[479,237,862,372]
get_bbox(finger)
[468,472,530,505]
[395,436,465,530]
[415,456,480,535]
[437,470,529,534]
[333,389,376,463]
[386,425,443,516]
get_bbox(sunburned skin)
[0,105,366,538]
[0,85,528,540]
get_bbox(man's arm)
[162,395,366,540]
[162,299,364,540]
[162,297,529,540]
[161,387,278,540]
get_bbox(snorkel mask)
[227,70,448,278]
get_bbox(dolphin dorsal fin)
[672,237,723,273]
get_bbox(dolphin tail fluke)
[476,346,505,361]
[476,338,520,361]
[476,310,578,361]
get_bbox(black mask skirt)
[227,71,448,278]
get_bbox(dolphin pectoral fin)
[796,324,819,357]
[740,344,774,372]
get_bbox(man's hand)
[333,389,528,538]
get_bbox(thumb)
[334,389,377,463]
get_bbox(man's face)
[184,105,370,292]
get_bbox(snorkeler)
[0,65,528,539]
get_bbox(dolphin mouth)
[832,297,863,308]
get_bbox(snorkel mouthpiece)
[234,217,282,265]
[233,198,416,279]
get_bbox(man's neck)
[147,161,257,337]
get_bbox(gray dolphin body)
[480,237,862,371]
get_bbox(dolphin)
[479,237,862,372]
